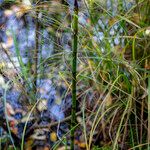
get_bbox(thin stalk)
[33,8,40,98]
[3,82,17,150]
[71,0,78,149]
[148,74,150,149]
[146,58,150,149]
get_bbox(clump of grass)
[1,0,150,149]
[74,0,150,149]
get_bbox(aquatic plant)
[71,0,78,149]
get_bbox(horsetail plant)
[71,0,78,149]
[33,5,40,99]
[148,72,150,149]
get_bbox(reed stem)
[148,75,150,148]
[33,9,39,98]
[71,0,78,149]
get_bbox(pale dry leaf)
[105,93,112,107]
[37,99,47,112]
[4,10,13,17]
[0,75,6,89]
[31,129,46,140]
[57,146,70,150]
[21,112,34,123]
[22,0,32,6]
[6,103,15,115]
[76,116,82,123]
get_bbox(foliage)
[0,0,150,149]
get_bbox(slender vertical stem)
[148,75,150,148]
[145,59,150,149]
[71,0,78,149]
[33,9,39,98]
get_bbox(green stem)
[71,0,78,149]
[33,9,39,98]
[3,83,17,150]
[148,75,150,148]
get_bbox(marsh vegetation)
[0,0,150,149]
